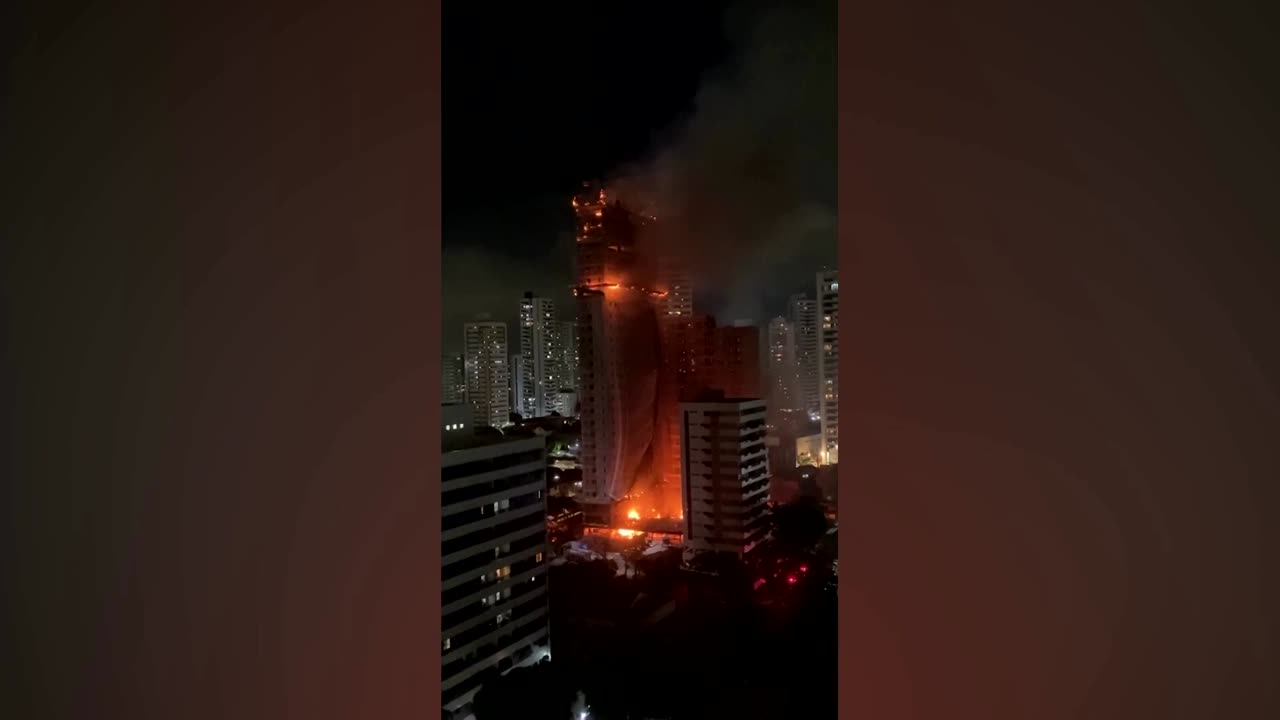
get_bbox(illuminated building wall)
[680,396,770,558]
[463,321,510,429]
[558,320,578,393]
[442,352,467,405]
[518,292,560,418]
[817,270,839,464]
[789,293,820,416]
[442,402,470,434]
[713,323,763,399]
[658,251,693,319]
[767,317,797,410]
[650,247,700,518]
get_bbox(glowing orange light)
[617,528,638,538]
[626,509,640,521]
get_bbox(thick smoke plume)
[441,1,835,349]
[611,0,836,321]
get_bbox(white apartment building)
[680,396,771,558]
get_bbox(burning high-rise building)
[572,182,667,526]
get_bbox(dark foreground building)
[442,433,551,720]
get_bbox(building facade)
[510,354,525,420]
[816,271,839,464]
[463,321,510,429]
[766,317,797,411]
[680,396,771,558]
[558,320,578,399]
[713,323,763,400]
[443,353,467,405]
[443,402,470,434]
[442,434,551,720]
[766,408,824,475]
[572,182,663,526]
[518,293,560,419]
[788,294,820,417]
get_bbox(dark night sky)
[442,0,836,352]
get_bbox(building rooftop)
[442,429,544,455]
[681,389,766,407]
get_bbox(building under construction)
[572,182,668,526]
[571,182,765,531]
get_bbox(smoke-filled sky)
[442,0,835,353]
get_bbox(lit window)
[536,552,544,562]
[443,637,451,651]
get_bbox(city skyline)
[446,262,837,422]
